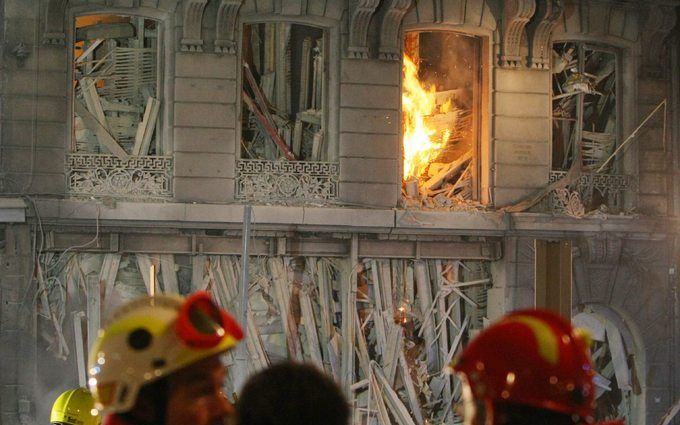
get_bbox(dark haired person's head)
[236,362,349,425]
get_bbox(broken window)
[241,23,326,161]
[72,15,162,157]
[402,32,482,207]
[552,43,618,173]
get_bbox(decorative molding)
[549,171,634,211]
[215,0,244,54]
[527,0,562,69]
[347,0,381,59]
[640,5,676,78]
[379,0,412,61]
[499,0,536,68]
[43,0,69,45]
[181,0,209,52]
[236,160,339,201]
[580,236,622,264]
[67,154,173,199]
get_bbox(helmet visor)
[176,292,233,348]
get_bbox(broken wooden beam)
[75,100,129,160]
[132,97,160,156]
[423,150,472,193]
[242,90,296,160]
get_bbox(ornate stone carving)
[347,0,381,59]
[379,0,412,60]
[499,0,536,67]
[580,236,622,264]
[527,0,562,69]
[549,171,634,210]
[236,159,339,201]
[181,0,209,52]
[215,0,244,54]
[43,0,69,45]
[640,5,676,78]
[67,154,173,199]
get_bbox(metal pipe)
[232,205,252,393]
[238,205,251,328]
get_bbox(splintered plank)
[160,254,179,294]
[372,364,418,425]
[191,255,208,292]
[75,100,129,160]
[414,260,438,372]
[81,78,110,132]
[604,321,631,391]
[341,236,359,396]
[270,258,303,360]
[132,97,161,156]
[423,150,472,192]
[300,287,324,367]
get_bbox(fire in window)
[72,15,161,158]
[552,43,617,173]
[402,32,481,207]
[241,23,326,161]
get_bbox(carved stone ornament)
[580,235,622,264]
[236,159,339,202]
[67,154,173,199]
[527,0,562,69]
[215,0,244,54]
[347,0,381,59]
[43,0,69,45]
[379,0,412,60]
[181,0,209,52]
[499,0,536,68]
[640,5,677,78]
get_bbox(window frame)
[400,28,490,203]
[66,8,173,158]
[237,16,340,163]
[550,41,623,175]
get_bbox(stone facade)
[0,1,679,424]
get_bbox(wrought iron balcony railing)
[236,159,339,202]
[67,154,172,199]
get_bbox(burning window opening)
[72,15,161,157]
[552,42,620,212]
[402,32,481,210]
[241,23,326,162]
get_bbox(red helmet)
[451,309,595,421]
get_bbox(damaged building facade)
[1,0,679,424]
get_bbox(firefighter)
[449,309,624,425]
[51,388,101,425]
[87,291,243,425]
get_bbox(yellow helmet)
[50,388,101,425]
[88,291,243,413]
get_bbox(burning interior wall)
[401,32,481,209]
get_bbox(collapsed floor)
[37,250,635,425]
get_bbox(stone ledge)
[30,199,679,236]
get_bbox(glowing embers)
[401,32,480,209]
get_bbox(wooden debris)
[160,254,179,294]
[75,100,129,160]
[423,150,472,193]
[242,90,296,160]
[132,97,160,156]
[604,321,631,391]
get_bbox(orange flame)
[402,54,444,180]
